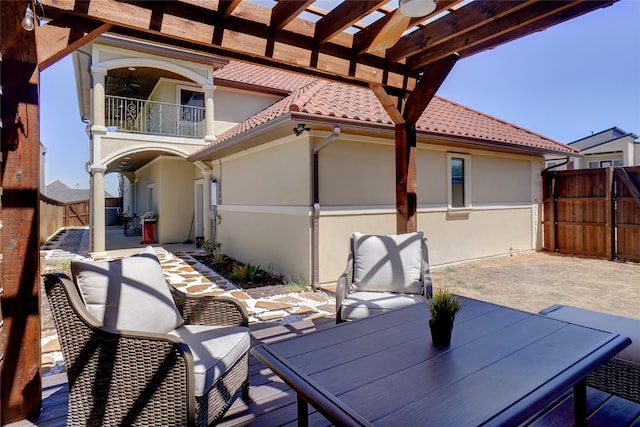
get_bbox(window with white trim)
[447,153,471,210]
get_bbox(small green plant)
[228,262,268,283]
[428,288,462,323]
[201,240,222,258]
[212,251,225,264]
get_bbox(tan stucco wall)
[207,129,545,285]
[213,88,282,135]
[218,137,310,206]
[210,136,312,279]
[136,156,196,243]
[216,208,311,280]
[314,138,540,283]
[317,206,535,282]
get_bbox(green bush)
[201,240,222,259]
[228,262,268,283]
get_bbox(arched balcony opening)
[104,67,205,138]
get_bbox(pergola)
[0,0,617,422]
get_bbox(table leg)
[297,394,309,427]
[573,378,587,427]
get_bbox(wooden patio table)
[252,296,630,426]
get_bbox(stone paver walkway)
[40,228,336,375]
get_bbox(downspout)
[311,125,340,291]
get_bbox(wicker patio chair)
[336,231,433,323]
[44,252,250,426]
[539,305,640,404]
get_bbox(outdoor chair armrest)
[335,257,353,319]
[44,273,197,426]
[171,286,249,327]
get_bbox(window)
[180,89,204,122]
[447,153,471,211]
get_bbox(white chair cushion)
[71,253,184,334]
[168,325,250,397]
[340,291,425,321]
[352,231,423,294]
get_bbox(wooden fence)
[542,166,640,262]
[39,195,122,244]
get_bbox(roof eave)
[189,113,579,161]
[188,114,294,162]
[421,132,580,157]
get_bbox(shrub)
[228,262,268,283]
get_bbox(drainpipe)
[311,125,340,291]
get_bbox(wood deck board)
[9,314,640,427]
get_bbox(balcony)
[105,95,205,139]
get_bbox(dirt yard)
[431,251,640,319]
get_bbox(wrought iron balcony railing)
[105,95,205,138]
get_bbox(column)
[92,165,107,255]
[204,84,215,144]
[91,65,107,132]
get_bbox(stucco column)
[91,165,107,256]
[203,169,213,241]
[204,84,215,144]
[91,65,107,132]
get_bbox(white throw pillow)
[71,253,184,334]
[352,231,423,294]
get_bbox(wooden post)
[395,122,417,233]
[1,2,42,422]
[605,167,614,260]
[550,173,558,253]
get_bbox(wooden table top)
[252,297,630,426]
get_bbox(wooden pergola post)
[1,1,43,422]
[374,54,459,234]
[395,122,418,233]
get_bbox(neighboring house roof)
[568,127,639,151]
[197,62,578,158]
[46,180,114,202]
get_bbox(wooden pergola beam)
[36,15,111,71]
[388,0,535,63]
[314,0,386,44]
[396,54,459,233]
[404,54,460,123]
[408,0,611,69]
[271,0,314,31]
[353,0,458,54]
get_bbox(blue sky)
[40,0,640,196]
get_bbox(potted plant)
[428,288,462,347]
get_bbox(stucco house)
[546,127,639,170]
[74,34,577,288]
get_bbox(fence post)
[549,172,557,253]
[605,167,614,261]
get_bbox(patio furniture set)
[44,232,638,426]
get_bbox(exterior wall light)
[399,0,437,17]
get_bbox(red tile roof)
[214,61,317,92]
[212,62,576,155]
